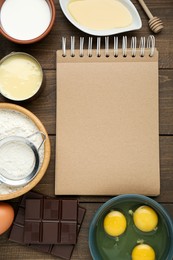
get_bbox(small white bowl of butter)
[59,0,142,36]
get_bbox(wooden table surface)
[0,0,173,259]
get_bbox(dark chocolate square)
[61,200,78,221]
[43,199,59,220]
[60,222,77,244]
[25,199,42,220]
[42,222,59,244]
[24,222,41,243]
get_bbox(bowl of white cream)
[59,0,142,36]
[0,52,43,101]
[0,0,56,44]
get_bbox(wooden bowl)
[0,103,51,200]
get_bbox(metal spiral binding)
[71,36,75,57]
[147,35,155,57]
[61,36,156,58]
[62,37,66,57]
[122,36,127,57]
[114,37,118,57]
[88,37,93,57]
[105,37,109,57]
[139,37,146,57]
[79,37,84,57]
[131,37,137,57]
[97,37,101,57]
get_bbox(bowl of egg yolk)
[89,194,173,260]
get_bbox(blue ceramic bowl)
[89,194,173,260]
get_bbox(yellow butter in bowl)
[68,0,133,30]
[0,52,43,101]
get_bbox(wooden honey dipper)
[137,0,163,33]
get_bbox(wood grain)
[0,0,173,259]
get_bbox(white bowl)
[59,0,142,36]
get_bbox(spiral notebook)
[55,36,160,196]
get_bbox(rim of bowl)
[0,0,56,44]
[89,194,173,260]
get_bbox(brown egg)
[0,202,14,235]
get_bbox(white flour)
[0,109,44,194]
[0,142,35,180]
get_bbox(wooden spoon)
[137,0,163,33]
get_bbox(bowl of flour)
[0,103,51,200]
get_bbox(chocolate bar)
[9,191,86,260]
[24,198,78,244]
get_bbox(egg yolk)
[131,244,156,260]
[103,210,127,237]
[133,205,158,232]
